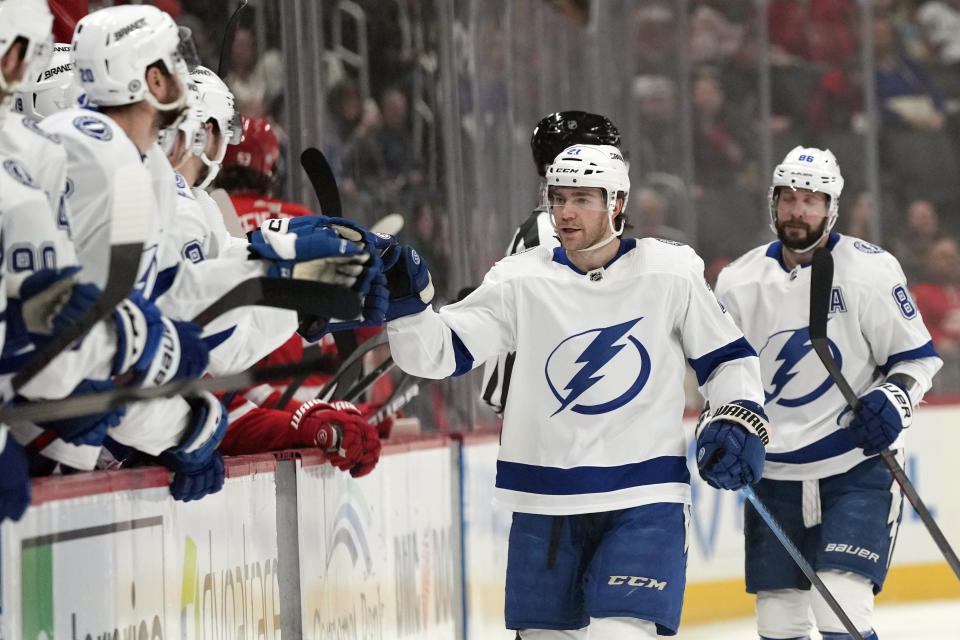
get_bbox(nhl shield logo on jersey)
[759,326,842,407]
[3,158,38,189]
[72,115,113,141]
[545,317,651,416]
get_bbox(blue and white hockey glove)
[36,378,126,446]
[0,427,30,523]
[112,292,210,385]
[248,216,368,286]
[384,245,435,321]
[4,266,101,352]
[695,400,770,491]
[298,271,389,342]
[157,392,228,502]
[838,381,912,456]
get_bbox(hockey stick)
[24,278,359,451]
[12,164,150,393]
[314,330,389,402]
[368,371,420,425]
[809,247,960,580]
[1,356,336,425]
[217,0,249,77]
[286,147,364,402]
[741,486,865,640]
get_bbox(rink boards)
[2,407,959,638]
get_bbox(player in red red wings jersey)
[212,116,315,233]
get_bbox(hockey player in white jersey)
[384,144,769,638]
[714,146,942,640]
[480,111,621,414]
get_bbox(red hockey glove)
[290,399,382,477]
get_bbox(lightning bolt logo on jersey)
[760,325,841,408]
[545,318,651,416]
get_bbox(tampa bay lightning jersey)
[388,237,764,515]
[715,233,941,481]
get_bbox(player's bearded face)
[775,188,830,250]
[157,74,189,129]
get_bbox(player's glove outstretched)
[695,400,770,491]
[157,392,228,502]
[290,399,382,477]
[838,381,911,456]
[248,216,368,285]
[384,245,434,321]
[112,292,210,385]
[36,378,126,446]
[296,218,392,341]
[0,427,31,523]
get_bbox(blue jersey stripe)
[687,336,758,386]
[150,264,179,301]
[451,329,475,376]
[495,455,690,495]
[765,428,857,464]
[879,340,939,375]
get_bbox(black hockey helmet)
[530,111,622,177]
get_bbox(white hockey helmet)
[13,43,87,118]
[159,65,241,188]
[768,145,845,250]
[71,5,197,112]
[544,144,631,252]
[0,0,54,97]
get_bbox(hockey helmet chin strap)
[574,213,624,253]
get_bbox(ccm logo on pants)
[824,543,880,563]
[607,576,667,590]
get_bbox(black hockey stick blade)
[809,247,860,408]
[217,0,249,77]
[300,147,342,217]
[2,356,335,425]
[192,278,359,326]
[809,247,960,580]
[742,487,864,639]
[315,330,389,401]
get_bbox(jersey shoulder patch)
[20,116,61,144]
[852,239,884,254]
[2,158,39,189]
[72,114,113,141]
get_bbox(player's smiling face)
[548,186,612,251]
[775,187,829,250]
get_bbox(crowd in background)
[109,0,960,399]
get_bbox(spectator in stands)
[406,199,450,301]
[843,190,879,240]
[630,186,688,244]
[807,59,866,133]
[689,2,745,65]
[375,87,417,197]
[873,15,946,131]
[225,24,284,119]
[892,199,941,282]
[916,0,960,66]
[911,237,960,357]
[322,78,385,226]
[692,67,755,189]
[633,2,676,75]
[767,0,857,66]
[632,75,682,175]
